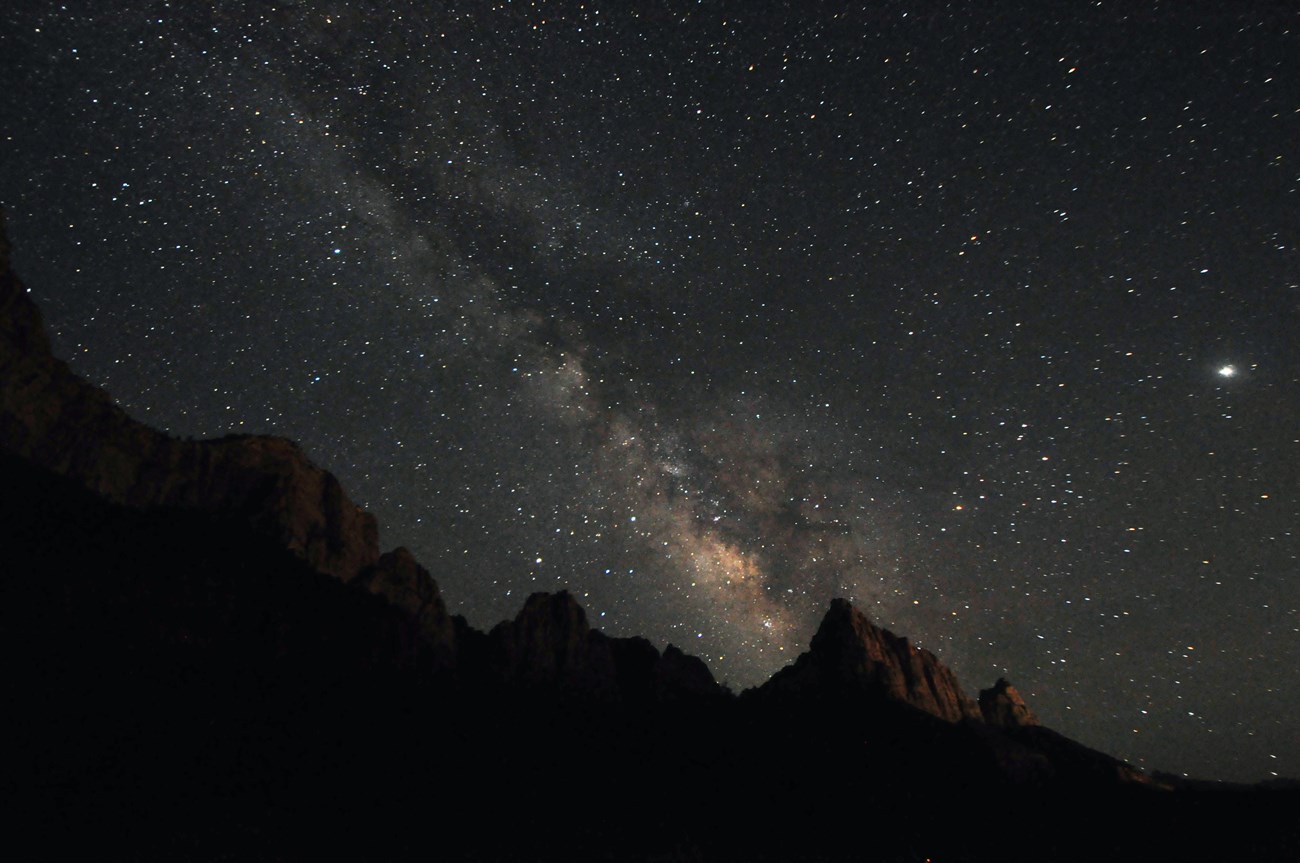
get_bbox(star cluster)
[2,1,1296,783]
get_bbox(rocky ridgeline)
[0,214,1141,779]
[750,597,1045,729]
[0,213,724,696]
[0,214,1058,721]
[475,590,722,700]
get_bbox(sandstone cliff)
[488,590,620,693]
[980,676,1041,728]
[757,597,982,722]
[354,546,458,666]
[0,219,378,582]
[473,590,725,700]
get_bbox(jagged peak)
[515,589,589,626]
[809,598,944,673]
[758,598,982,723]
[979,676,1040,728]
[811,597,906,649]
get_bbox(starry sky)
[2,1,1296,783]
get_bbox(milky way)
[2,1,1296,782]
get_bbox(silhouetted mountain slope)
[354,545,458,667]
[0,449,439,857]
[2,215,1298,861]
[749,599,1152,791]
[6,446,1291,861]
[0,227,378,582]
[453,589,725,700]
[755,597,982,721]
[979,676,1039,727]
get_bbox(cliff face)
[479,590,726,701]
[757,597,982,723]
[488,590,619,694]
[980,677,1041,728]
[354,547,457,666]
[0,241,378,582]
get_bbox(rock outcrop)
[354,547,457,666]
[657,643,725,700]
[757,598,982,722]
[478,590,725,701]
[0,219,378,582]
[488,591,620,694]
[980,676,1040,728]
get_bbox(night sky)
[3,1,1296,783]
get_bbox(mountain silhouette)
[1,213,1296,861]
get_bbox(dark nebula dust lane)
[2,1,1297,783]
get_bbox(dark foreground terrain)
[3,450,1297,862]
